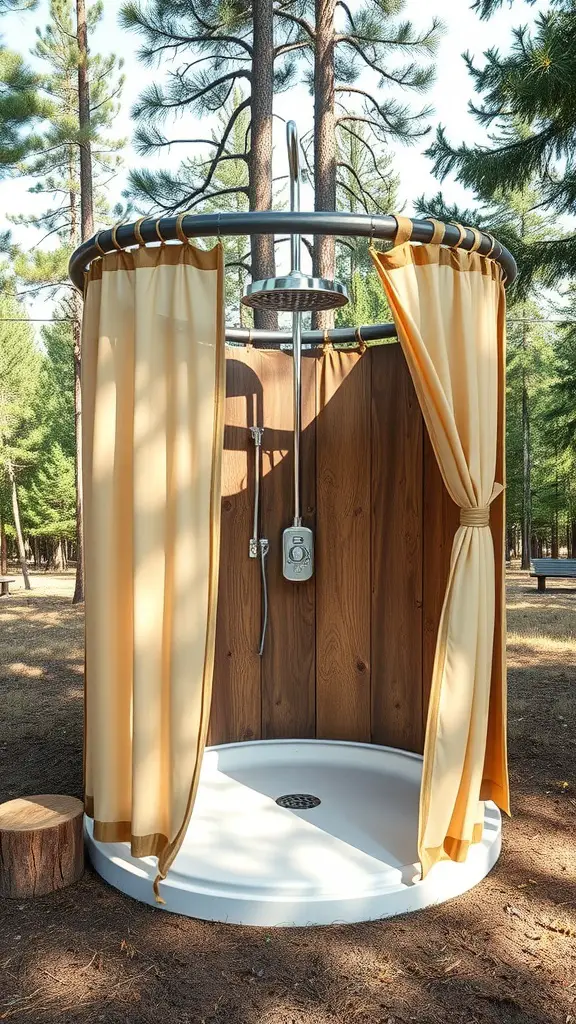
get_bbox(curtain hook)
[155,219,167,245]
[133,217,147,247]
[466,226,483,253]
[94,231,107,257]
[390,213,413,247]
[176,211,189,245]
[428,219,446,245]
[246,326,253,350]
[110,222,125,252]
[448,223,466,248]
[485,233,497,258]
[322,328,332,354]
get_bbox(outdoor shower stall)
[71,125,515,927]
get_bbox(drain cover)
[275,793,321,810]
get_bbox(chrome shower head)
[241,271,348,313]
[241,120,348,315]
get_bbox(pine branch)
[339,36,435,91]
[337,120,391,181]
[336,88,432,140]
[337,162,388,212]
[273,8,315,40]
[132,70,250,122]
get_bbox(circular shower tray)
[85,740,501,927]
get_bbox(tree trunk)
[76,0,94,241]
[249,0,277,330]
[71,0,93,605]
[313,0,336,331]
[0,794,84,898]
[0,508,6,576]
[49,538,66,572]
[520,357,531,569]
[8,463,30,590]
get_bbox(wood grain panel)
[316,349,371,741]
[422,432,459,741]
[371,344,423,752]
[260,350,316,738]
[208,350,263,745]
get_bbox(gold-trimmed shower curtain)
[371,231,509,876]
[82,242,225,895]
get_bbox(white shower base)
[84,739,501,927]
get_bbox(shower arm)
[287,121,303,527]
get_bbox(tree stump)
[0,794,84,898]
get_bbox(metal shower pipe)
[287,121,303,526]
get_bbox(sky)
[0,0,543,320]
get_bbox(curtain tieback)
[459,484,504,528]
[460,506,490,527]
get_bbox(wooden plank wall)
[209,343,461,753]
[316,350,371,741]
[371,345,423,752]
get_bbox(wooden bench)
[530,558,576,591]
[0,576,16,597]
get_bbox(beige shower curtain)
[82,242,225,896]
[371,223,509,876]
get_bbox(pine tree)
[9,0,124,602]
[11,0,125,286]
[0,38,43,175]
[425,1,576,288]
[39,316,76,460]
[0,289,42,588]
[23,442,76,570]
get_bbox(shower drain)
[275,793,321,810]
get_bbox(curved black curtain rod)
[68,211,518,293]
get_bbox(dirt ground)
[0,567,574,1024]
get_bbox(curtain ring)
[110,222,125,251]
[176,212,189,245]
[466,226,483,253]
[391,213,412,246]
[428,219,446,245]
[322,328,333,353]
[448,223,466,248]
[355,326,367,353]
[216,212,222,241]
[155,219,167,244]
[485,233,497,258]
[133,217,147,246]
[246,326,253,350]
[94,231,107,257]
